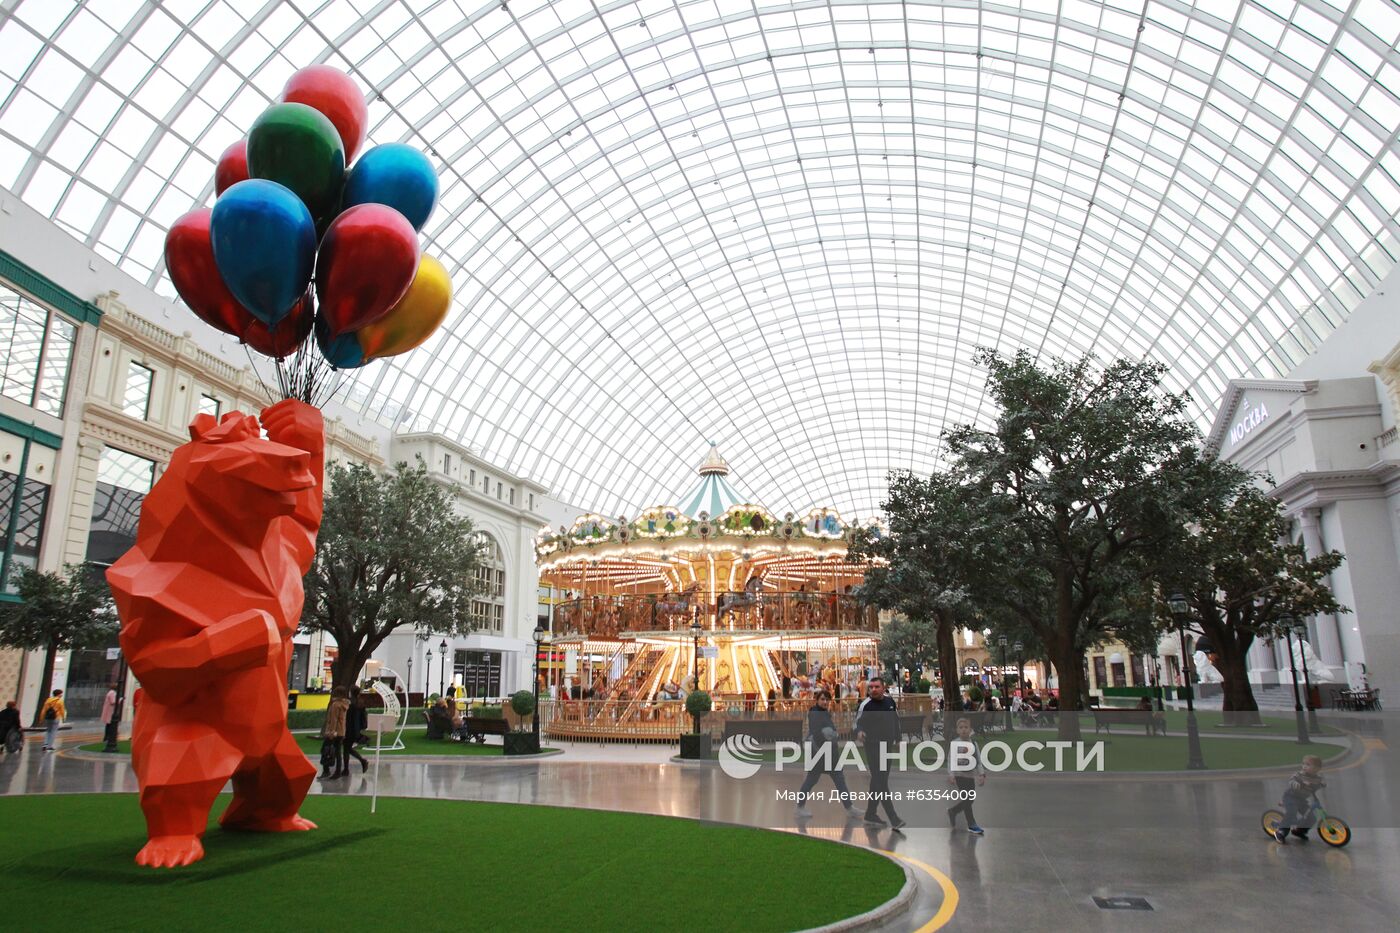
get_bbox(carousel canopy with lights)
[537,444,873,582]
[537,444,881,641]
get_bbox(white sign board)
[700,646,720,659]
[366,712,397,734]
[106,647,122,661]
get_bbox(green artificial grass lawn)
[0,795,902,933]
[80,728,553,758]
[1080,710,1342,737]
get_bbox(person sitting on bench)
[1137,697,1167,735]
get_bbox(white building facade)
[1207,262,1400,702]
[373,433,549,702]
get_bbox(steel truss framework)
[1,0,1399,516]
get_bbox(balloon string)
[243,343,279,405]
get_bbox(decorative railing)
[540,695,935,742]
[549,592,879,638]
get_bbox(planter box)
[503,732,541,756]
[679,733,712,759]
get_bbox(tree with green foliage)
[0,563,115,725]
[1150,461,1346,722]
[875,614,939,693]
[939,349,1216,738]
[301,459,488,689]
[850,470,983,715]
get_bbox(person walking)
[855,676,905,830]
[794,689,861,820]
[947,716,988,834]
[322,686,349,778]
[39,689,65,751]
[341,686,370,774]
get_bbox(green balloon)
[246,102,345,223]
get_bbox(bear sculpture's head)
[181,410,315,525]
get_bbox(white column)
[1248,638,1276,683]
[1297,508,1345,668]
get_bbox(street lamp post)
[1013,640,1025,700]
[1168,592,1207,770]
[998,635,1013,732]
[690,621,703,693]
[1281,615,1310,745]
[1298,617,1320,733]
[437,639,448,698]
[533,624,548,749]
[406,654,413,702]
[424,650,432,698]
[1149,643,1165,712]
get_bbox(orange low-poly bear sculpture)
[108,399,324,868]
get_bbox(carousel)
[536,445,883,741]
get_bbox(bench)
[898,713,929,740]
[1090,707,1166,736]
[722,719,803,745]
[461,716,510,743]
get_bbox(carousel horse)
[657,583,701,623]
[717,575,764,623]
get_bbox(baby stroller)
[2,725,22,754]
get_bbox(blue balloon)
[314,313,367,369]
[210,179,316,327]
[341,143,438,231]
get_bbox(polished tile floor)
[3,714,1398,932]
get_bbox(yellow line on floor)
[890,853,959,932]
[1362,738,1387,750]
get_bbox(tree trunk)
[1050,565,1082,740]
[30,642,57,727]
[1197,616,1261,726]
[935,612,960,735]
[329,644,369,692]
[1050,639,1084,741]
[1215,642,1261,726]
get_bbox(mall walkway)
[3,714,1397,931]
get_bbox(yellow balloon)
[357,255,451,359]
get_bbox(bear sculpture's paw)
[135,834,205,868]
[223,813,317,833]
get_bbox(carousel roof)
[678,443,756,518]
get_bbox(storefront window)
[455,649,502,699]
[0,464,50,594]
[0,282,76,417]
[86,448,155,568]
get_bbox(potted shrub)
[680,690,712,759]
[503,690,540,755]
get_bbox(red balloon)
[242,290,313,359]
[165,209,245,336]
[315,204,418,336]
[281,65,368,163]
[214,140,248,196]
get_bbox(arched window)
[470,532,505,634]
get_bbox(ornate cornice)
[1271,462,1400,511]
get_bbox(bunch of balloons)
[165,65,451,375]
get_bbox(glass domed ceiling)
[2,1,1399,517]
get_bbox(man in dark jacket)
[0,700,21,753]
[855,676,905,829]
